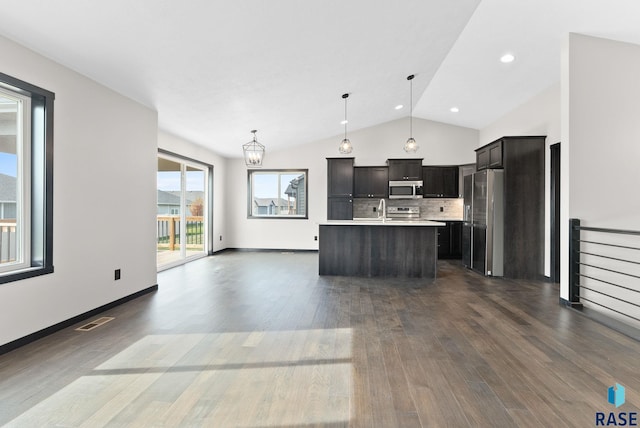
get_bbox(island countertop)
[321,219,445,227]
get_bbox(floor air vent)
[75,317,115,332]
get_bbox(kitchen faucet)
[377,198,386,220]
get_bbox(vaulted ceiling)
[1,0,639,158]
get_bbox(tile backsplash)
[353,198,463,221]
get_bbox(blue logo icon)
[608,383,625,408]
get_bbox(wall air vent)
[75,317,115,332]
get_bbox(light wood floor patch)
[5,329,352,427]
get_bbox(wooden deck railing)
[157,216,204,251]
[0,220,17,264]
[3,217,204,263]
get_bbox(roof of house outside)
[284,174,304,197]
[254,197,291,207]
[166,191,204,205]
[0,173,16,202]
[157,189,181,205]
[157,190,205,206]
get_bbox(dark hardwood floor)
[0,252,639,427]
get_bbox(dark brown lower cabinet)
[319,224,438,278]
[327,197,352,220]
[437,221,462,259]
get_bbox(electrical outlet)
[219,235,222,241]
[373,207,377,212]
[114,269,121,280]
[440,206,444,212]
[314,236,318,241]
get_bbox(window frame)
[247,169,308,219]
[0,72,55,285]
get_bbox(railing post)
[169,217,176,251]
[568,218,582,307]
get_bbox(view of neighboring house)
[253,197,291,215]
[252,174,305,216]
[284,174,305,215]
[157,189,181,215]
[157,190,204,216]
[0,173,16,263]
[0,173,16,220]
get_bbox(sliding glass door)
[157,154,209,270]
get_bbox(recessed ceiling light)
[340,120,348,125]
[500,53,515,63]
[450,107,459,113]
[395,104,404,110]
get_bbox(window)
[248,170,308,219]
[0,73,54,284]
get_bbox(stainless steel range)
[387,206,420,220]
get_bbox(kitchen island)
[318,219,445,278]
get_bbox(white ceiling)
[1,0,640,158]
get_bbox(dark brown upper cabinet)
[354,166,389,198]
[387,159,423,181]
[476,139,503,170]
[422,166,459,198]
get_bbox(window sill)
[0,265,54,285]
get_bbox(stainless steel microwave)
[388,180,423,199]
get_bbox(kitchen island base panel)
[319,224,437,278]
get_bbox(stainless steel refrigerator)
[462,170,504,276]
[462,174,473,268]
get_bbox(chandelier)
[243,129,265,167]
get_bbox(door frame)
[157,149,214,270]
[550,142,561,283]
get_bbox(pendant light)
[403,74,419,153]
[338,93,353,154]
[243,130,265,167]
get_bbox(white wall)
[0,35,158,347]
[561,33,640,300]
[479,83,561,145]
[479,83,561,278]
[157,131,228,253]
[226,117,478,250]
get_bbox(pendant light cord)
[343,93,349,140]
[408,75,414,138]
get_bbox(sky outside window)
[253,173,299,198]
[0,96,18,177]
[0,153,17,177]
[157,171,204,191]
